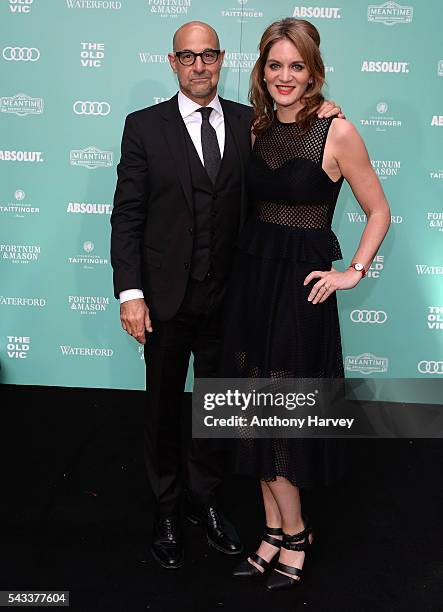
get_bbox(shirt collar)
[178,90,223,119]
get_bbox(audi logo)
[417,361,443,375]
[2,47,40,62]
[73,101,111,116]
[350,309,388,324]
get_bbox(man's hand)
[120,298,152,344]
[317,99,345,119]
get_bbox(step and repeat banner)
[0,0,442,398]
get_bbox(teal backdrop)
[0,0,442,400]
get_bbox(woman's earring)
[263,77,266,82]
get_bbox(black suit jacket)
[110,93,253,321]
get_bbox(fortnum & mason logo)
[8,0,35,13]
[0,94,44,116]
[293,6,341,18]
[0,244,40,263]
[68,295,110,314]
[426,212,443,232]
[146,0,193,17]
[223,51,259,73]
[345,353,389,375]
[367,1,413,25]
[371,160,401,180]
[70,146,113,169]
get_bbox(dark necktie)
[197,106,221,184]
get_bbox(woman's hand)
[303,267,362,304]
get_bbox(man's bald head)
[173,21,220,51]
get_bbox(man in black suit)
[111,21,339,569]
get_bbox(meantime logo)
[60,345,114,357]
[0,296,46,307]
[427,306,443,331]
[0,190,40,218]
[66,0,122,8]
[223,51,259,73]
[0,150,43,162]
[80,42,104,68]
[6,336,31,359]
[360,102,402,132]
[0,94,44,116]
[139,53,169,64]
[293,6,341,18]
[67,201,112,214]
[70,146,113,169]
[9,0,34,13]
[147,0,192,17]
[367,1,413,25]
[68,241,109,268]
[0,244,40,263]
[427,212,443,232]
[68,295,110,314]
[345,353,389,375]
[371,159,400,180]
[361,60,409,73]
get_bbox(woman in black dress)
[222,18,391,590]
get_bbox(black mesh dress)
[220,116,346,488]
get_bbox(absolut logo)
[293,6,341,18]
[427,212,443,232]
[361,60,409,73]
[427,307,443,331]
[67,201,112,214]
[0,94,44,116]
[6,335,31,359]
[431,115,443,127]
[371,159,401,179]
[367,1,413,25]
[345,353,389,375]
[0,244,40,262]
[80,42,105,68]
[68,295,110,314]
[0,150,43,162]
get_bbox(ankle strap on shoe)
[266,526,283,536]
[262,533,283,548]
[282,526,312,552]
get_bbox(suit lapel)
[161,94,193,214]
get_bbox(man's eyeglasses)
[175,49,221,66]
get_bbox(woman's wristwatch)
[348,262,366,277]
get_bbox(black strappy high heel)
[232,526,283,579]
[266,522,313,591]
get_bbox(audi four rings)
[2,47,40,61]
[73,101,111,116]
[350,310,388,323]
[417,361,443,375]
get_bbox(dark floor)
[1,385,442,612]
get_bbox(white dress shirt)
[120,91,225,305]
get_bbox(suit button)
[212,193,218,200]
[184,262,189,269]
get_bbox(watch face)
[354,263,363,271]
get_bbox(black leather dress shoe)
[150,515,184,569]
[185,503,243,556]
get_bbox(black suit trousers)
[143,276,226,515]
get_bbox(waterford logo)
[70,146,113,169]
[347,212,403,224]
[66,0,122,8]
[293,6,341,19]
[138,53,169,63]
[416,265,443,275]
[345,353,388,375]
[0,296,46,307]
[59,345,114,357]
[0,94,44,116]
[367,1,413,25]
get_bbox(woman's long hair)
[250,18,325,135]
